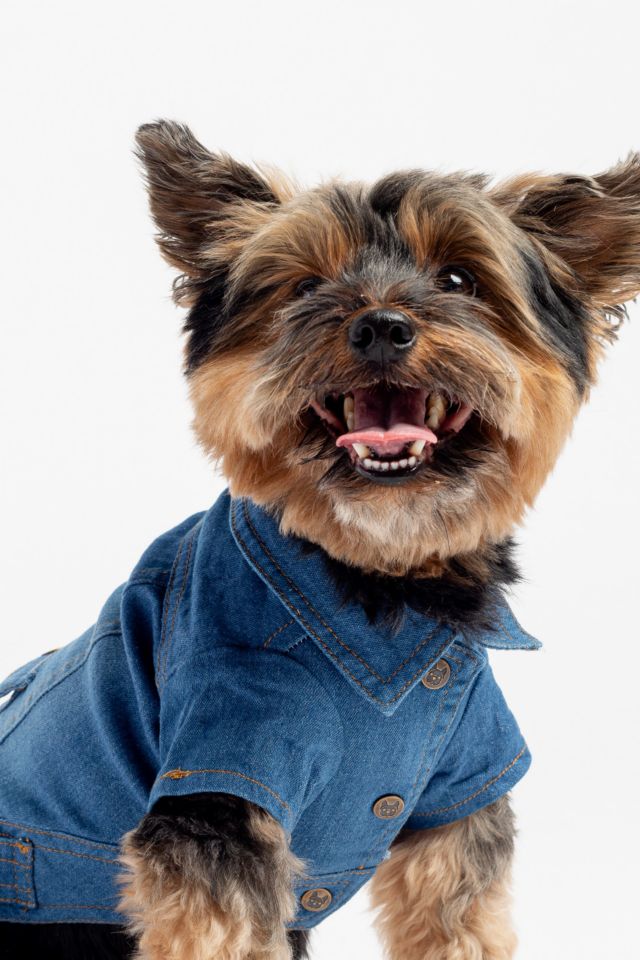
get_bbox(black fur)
[136,792,271,862]
[368,170,426,220]
[289,929,311,960]
[300,535,520,633]
[327,184,415,265]
[183,268,230,373]
[133,793,311,957]
[0,922,136,960]
[0,921,309,960]
[521,246,591,392]
[0,795,311,960]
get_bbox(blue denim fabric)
[0,490,540,926]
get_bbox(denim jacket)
[0,491,539,927]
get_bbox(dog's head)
[137,121,639,575]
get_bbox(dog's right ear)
[135,121,282,298]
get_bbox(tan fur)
[180,163,599,573]
[370,807,516,960]
[119,808,303,960]
[189,310,579,573]
[130,123,640,957]
[135,122,640,576]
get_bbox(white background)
[1,2,639,957]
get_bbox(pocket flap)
[0,653,53,698]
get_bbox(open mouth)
[310,384,474,483]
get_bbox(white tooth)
[408,456,417,467]
[353,443,370,459]
[371,461,381,470]
[390,461,399,470]
[426,393,447,429]
[363,458,373,468]
[380,462,390,471]
[344,396,354,431]
[409,439,427,456]
[399,459,408,468]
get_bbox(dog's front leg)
[370,797,517,960]
[120,793,307,960]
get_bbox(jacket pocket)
[0,653,55,711]
[0,640,92,745]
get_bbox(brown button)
[301,888,333,912]
[373,795,405,819]
[421,659,451,690]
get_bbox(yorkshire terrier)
[1,120,638,960]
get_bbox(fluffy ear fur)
[491,154,640,316]
[135,120,282,300]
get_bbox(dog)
[1,120,638,960]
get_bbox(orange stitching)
[160,531,196,684]
[0,881,31,892]
[411,745,528,817]
[296,868,373,881]
[34,843,120,865]
[496,622,535,649]
[38,902,117,911]
[0,820,119,852]
[231,507,453,707]
[159,768,291,813]
[239,501,446,683]
[156,535,184,679]
[0,895,30,906]
[263,619,296,649]
[408,663,459,793]
[377,652,465,849]
[162,531,196,681]
[296,878,351,891]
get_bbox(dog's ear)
[491,154,640,314]
[135,120,281,287]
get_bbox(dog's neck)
[298,538,520,634]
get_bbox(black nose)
[348,309,416,363]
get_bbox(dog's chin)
[308,381,478,487]
[277,381,517,569]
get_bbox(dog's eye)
[435,266,477,296]
[294,277,323,298]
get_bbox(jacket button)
[301,888,333,912]
[373,795,405,819]
[421,659,451,690]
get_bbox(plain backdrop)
[1,1,638,957]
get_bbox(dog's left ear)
[135,120,281,297]
[491,154,640,314]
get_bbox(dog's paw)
[119,794,303,960]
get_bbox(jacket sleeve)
[405,657,531,829]
[149,646,342,833]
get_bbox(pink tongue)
[336,423,437,456]
[336,385,436,457]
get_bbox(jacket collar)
[229,495,540,715]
